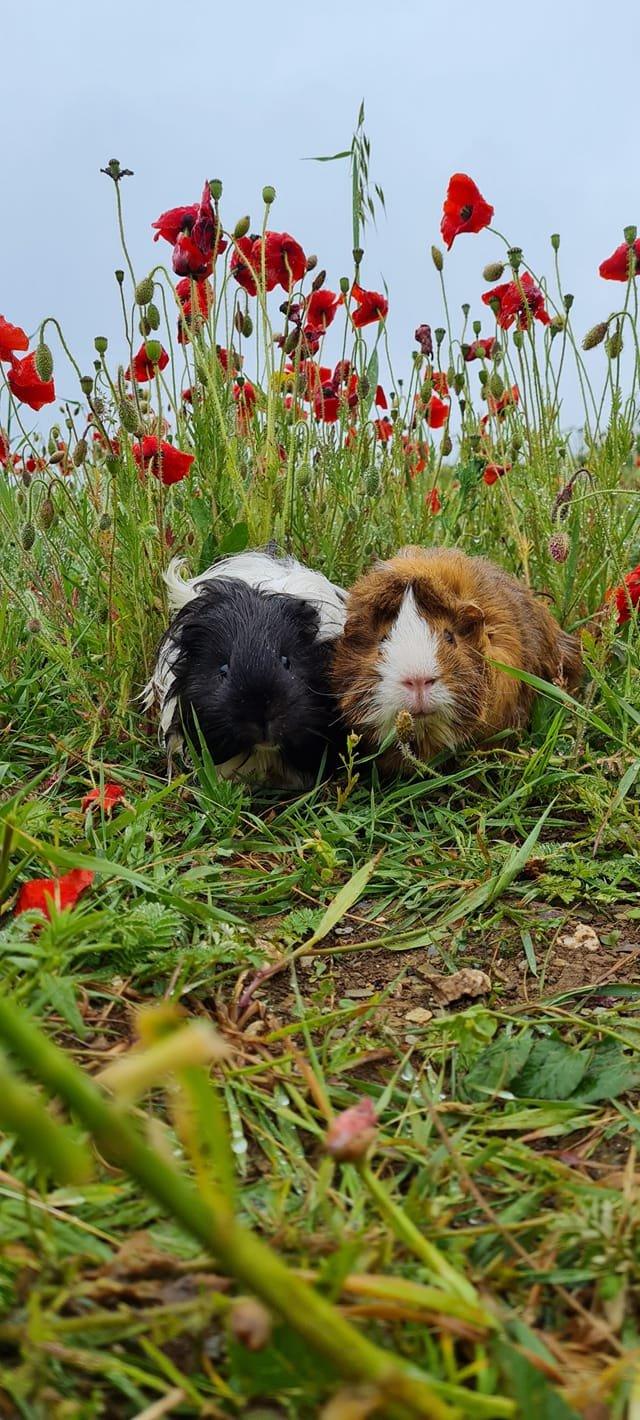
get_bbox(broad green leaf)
[217,521,249,557]
[569,1040,640,1104]
[459,1031,534,1102]
[510,1038,588,1101]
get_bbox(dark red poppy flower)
[599,239,640,282]
[230,235,260,296]
[191,181,226,261]
[610,564,640,625]
[440,173,494,250]
[426,392,450,429]
[305,289,340,333]
[426,487,442,513]
[152,204,198,245]
[350,283,388,328]
[483,462,511,486]
[176,277,213,321]
[414,324,433,357]
[375,385,388,409]
[373,417,393,442]
[126,342,170,382]
[7,353,55,411]
[0,316,29,362]
[263,231,306,292]
[464,337,496,362]
[296,362,333,401]
[313,386,340,422]
[344,424,357,447]
[132,436,194,485]
[172,233,213,279]
[487,383,519,417]
[16,868,94,920]
[81,783,125,815]
[482,272,550,330]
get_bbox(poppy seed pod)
[21,522,36,551]
[135,276,155,306]
[233,215,251,240]
[146,303,160,331]
[352,247,364,266]
[35,343,53,383]
[38,498,55,530]
[94,336,108,355]
[582,320,609,351]
[115,269,125,285]
[431,245,444,272]
[339,276,350,294]
[144,340,163,366]
[483,262,505,283]
[434,327,445,348]
[563,293,574,312]
[73,439,88,467]
[80,375,94,396]
[513,330,524,349]
[209,178,223,201]
[624,226,638,246]
[488,372,504,400]
[550,233,560,252]
[139,317,152,338]
[507,247,523,271]
[262,185,276,205]
[461,302,470,318]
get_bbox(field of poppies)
[1,134,640,1419]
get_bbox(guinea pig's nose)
[401,675,438,692]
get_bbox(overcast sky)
[3,0,639,430]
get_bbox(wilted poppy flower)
[599,239,640,282]
[482,272,550,330]
[373,417,393,442]
[350,283,388,328]
[325,1098,377,1162]
[0,316,29,362]
[230,235,260,296]
[611,564,640,625]
[426,392,450,429]
[483,462,511,485]
[232,380,257,432]
[191,181,226,261]
[431,371,449,397]
[414,323,433,357]
[126,342,170,382]
[81,783,125,815]
[375,385,388,409]
[305,288,340,333]
[7,353,55,411]
[487,383,519,417]
[440,173,494,250]
[152,204,198,245]
[16,868,94,921]
[464,337,497,361]
[172,232,213,280]
[426,487,442,513]
[132,436,194,486]
[263,231,306,292]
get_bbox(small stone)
[405,1008,433,1025]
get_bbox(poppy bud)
[441,433,453,456]
[606,327,623,358]
[99,513,111,531]
[115,270,125,286]
[16,490,26,510]
[118,399,141,433]
[21,470,31,488]
[513,330,524,350]
[507,247,523,271]
[563,293,574,312]
[325,1098,377,1162]
[209,178,223,201]
[582,320,609,351]
[306,254,318,272]
[510,432,523,454]
[489,372,504,399]
[446,366,455,385]
[311,269,327,292]
[352,247,364,266]
[550,233,560,252]
[472,320,482,336]
[94,336,108,356]
[461,302,470,318]
[233,215,251,239]
[80,375,94,396]
[366,469,379,495]
[453,372,464,396]
[262,185,276,205]
[73,439,88,467]
[135,276,155,306]
[434,327,445,349]
[431,245,444,272]
[549,532,569,563]
[550,315,566,334]
[139,317,152,337]
[147,304,160,331]
[38,498,55,530]
[27,618,42,635]
[478,369,489,387]
[483,262,505,282]
[229,1298,272,1351]
[624,225,637,246]
[420,379,433,402]
[339,277,350,295]
[21,522,36,551]
[35,343,54,382]
[144,340,163,366]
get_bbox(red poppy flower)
[403,436,428,476]
[414,324,433,357]
[350,283,389,328]
[16,868,94,920]
[0,315,29,362]
[464,337,496,362]
[599,240,640,282]
[191,181,226,261]
[230,235,260,296]
[7,353,55,411]
[172,233,213,280]
[0,430,9,466]
[126,342,170,382]
[176,277,213,321]
[431,371,449,397]
[487,383,519,417]
[440,173,494,250]
[482,272,550,330]
[313,386,340,422]
[375,385,388,409]
[426,487,442,513]
[263,231,306,292]
[132,436,194,485]
[344,425,357,447]
[216,346,242,375]
[305,289,340,333]
[296,362,333,401]
[284,394,308,420]
[81,783,125,815]
[332,359,352,387]
[152,204,198,245]
[373,417,393,442]
[426,393,450,429]
[483,462,511,486]
[611,565,640,625]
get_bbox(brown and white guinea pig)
[332,545,583,774]
[143,548,347,788]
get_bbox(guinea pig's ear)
[456,601,485,638]
[344,572,406,641]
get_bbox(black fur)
[163,579,341,782]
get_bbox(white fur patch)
[366,589,455,739]
[164,550,347,641]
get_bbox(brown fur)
[332,546,583,774]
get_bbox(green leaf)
[510,1038,588,1101]
[497,1341,580,1418]
[569,1040,640,1104]
[217,521,249,557]
[304,858,378,949]
[40,973,87,1038]
[459,1031,534,1102]
[197,531,217,574]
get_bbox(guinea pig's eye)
[443,629,456,646]
[280,654,291,671]
[218,663,229,678]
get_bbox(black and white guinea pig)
[143,548,347,787]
